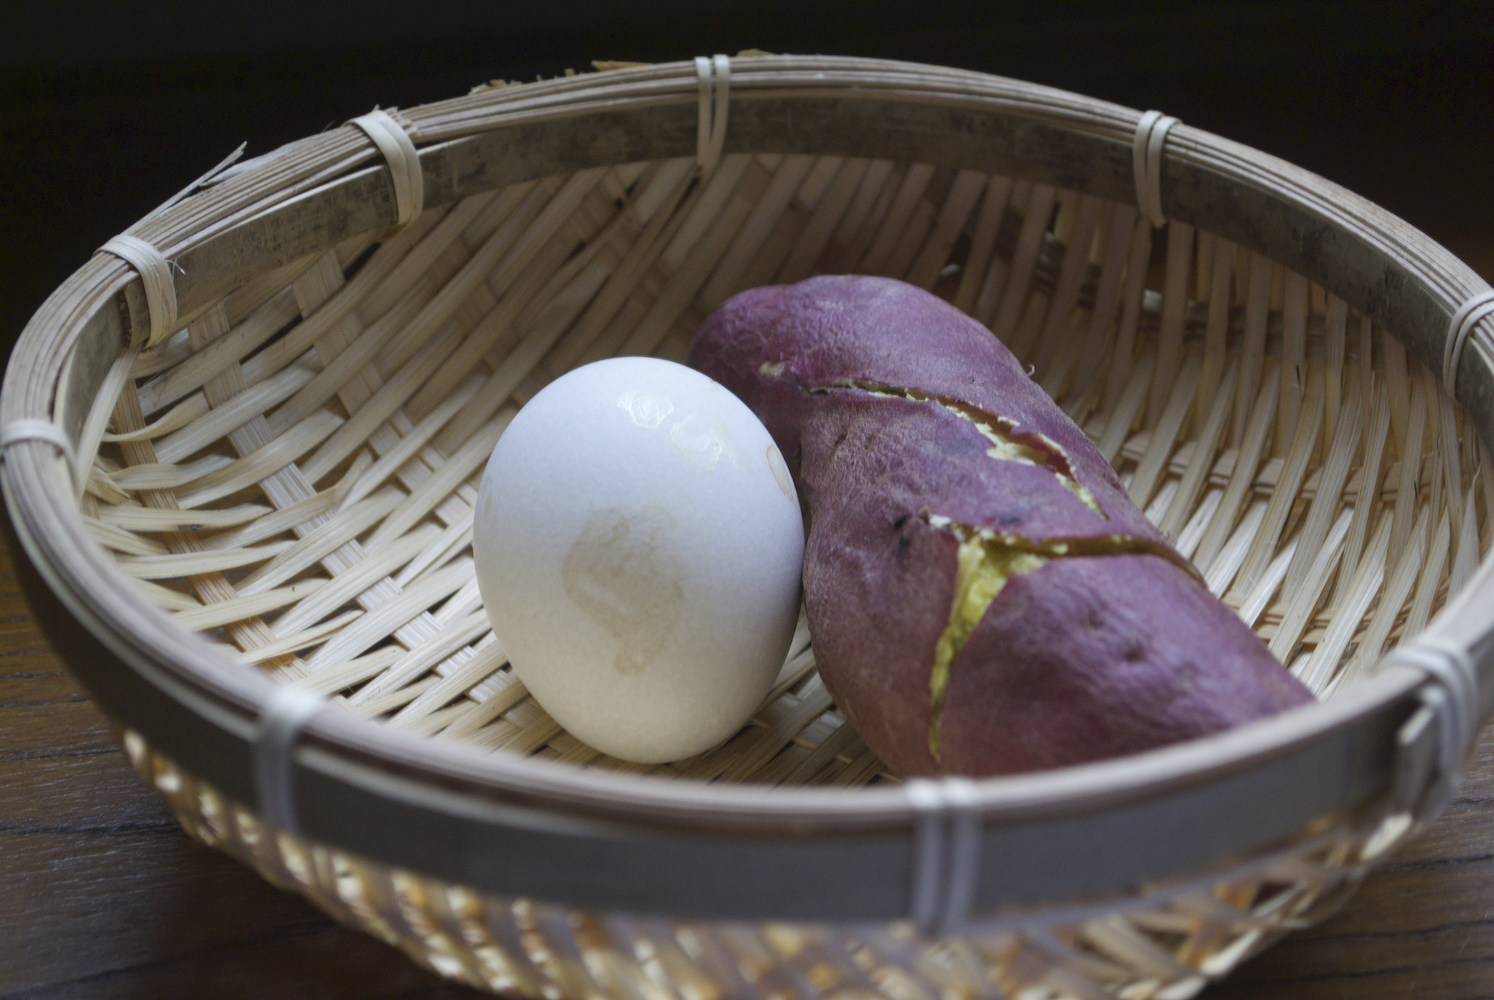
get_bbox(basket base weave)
[125,731,1415,1000]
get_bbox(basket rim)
[5,54,1493,920]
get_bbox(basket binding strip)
[4,55,1494,999]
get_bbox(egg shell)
[474,357,806,764]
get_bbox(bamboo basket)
[5,54,1494,1000]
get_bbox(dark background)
[0,0,1489,360]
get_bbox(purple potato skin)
[688,275,1314,778]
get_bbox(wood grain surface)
[1,528,1490,1000]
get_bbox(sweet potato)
[688,275,1312,778]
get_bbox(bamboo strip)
[1206,500,1268,597]
[1324,296,1348,450]
[1234,372,1325,596]
[137,288,303,415]
[350,611,493,706]
[1034,194,1102,378]
[464,265,611,418]
[1174,489,1224,561]
[1307,511,1393,693]
[1437,391,1465,559]
[431,578,483,628]
[270,188,542,433]
[1328,506,1430,693]
[109,454,235,491]
[699,154,817,307]
[1128,351,1203,510]
[1043,309,1090,406]
[97,501,271,532]
[105,375,288,660]
[719,685,836,784]
[1404,508,1454,641]
[396,174,623,422]
[364,414,511,551]
[1276,271,1309,456]
[84,517,167,556]
[950,175,1012,316]
[131,330,194,379]
[185,268,429,678]
[103,392,208,444]
[775,158,869,285]
[1100,215,1152,413]
[294,646,405,697]
[299,325,466,486]
[1234,253,1273,449]
[173,578,328,631]
[1097,348,1156,465]
[352,197,497,339]
[114,539,293,579]
[235,609,363,665]
[1268,508,1353,662]
[128,578,205,613]
[1196,237,1237,430]
[85,464,132,505]
[1148,222,1195,430]
[389,642,507,727]
[906,169,989,291]
[175,410,343,509]
[1282,379,1363,601]
[1383,327,1410,458]
[990,183,1056,349]
[540,160,700,377]
[437,675,530,744]
[199,474,351,550]
[332,375,483,510]
[1237,538,1297,629]
[154,363,315,465]
[272,524,440,637]
[1070,203,1138,409]
[817,159,895,276]
[393,514,473,589]
[857,163,936,275]
[880,169,946,283]
[1389,380,1429,566]
[1450,482,1481,600]
[1008,288,1051,367]
[616,157,771,358]
[1160,360,1240,541]
[306,558,475,671]
[237,488,404,596]
[488,711,564,757]
[1334,381,1390,607]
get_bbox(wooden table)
[2,527,1491,1000]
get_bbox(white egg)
[473,357,805,763]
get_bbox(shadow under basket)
[6,55,1494,1000]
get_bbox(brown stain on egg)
[560,505,685,675]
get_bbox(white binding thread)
[1385,636,1479,800]
[1442,289,1494,394]
[906,777,982,938]
[252,684,326,836]
[695,54,731,176]
[1132,110,1180,228]
[98,234,178,347]
[349,108,424,228]
[0,420,76,480]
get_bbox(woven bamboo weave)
[7,55,1494,1000]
